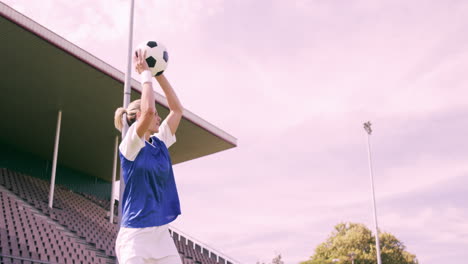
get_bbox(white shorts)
[116,224,182,264]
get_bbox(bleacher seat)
[0,168,232,264]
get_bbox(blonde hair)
[114,99,141,132]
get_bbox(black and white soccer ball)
[136,40,169,76]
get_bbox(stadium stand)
[0,168,236,264]
[0,2,239,264]
[0,173,108,263]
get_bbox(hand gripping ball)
[136,40,169,76]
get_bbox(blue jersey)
[119,121,181,228]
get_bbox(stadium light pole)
[118,0,136,226]
[110,136,118,224]
[363,121,382,264]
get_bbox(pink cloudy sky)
[4,0,468,263]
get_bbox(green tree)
[272,254,284,264]
[258,253,284,264]
[300,222,418,264]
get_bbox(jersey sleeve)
[153,119,176,148]
[119,122,146,161]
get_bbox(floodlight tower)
[363,121,382,264]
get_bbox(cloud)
[5,1,468,264]
[376,175,468,263]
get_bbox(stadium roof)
[0,3,237,182]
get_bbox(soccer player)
[113,49,183,264]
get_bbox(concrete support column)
[48,110,62,209]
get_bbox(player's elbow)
[172,106,183,116]
[140,108,156,120]
[173,101,184,114]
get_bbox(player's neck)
[144,132,151,141]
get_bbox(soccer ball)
[136,40,169,76]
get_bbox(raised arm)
[155,74,183,135]
[135,49,156,138]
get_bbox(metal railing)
[169,225,242,264]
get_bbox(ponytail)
[114,99,142,132]
[114,107,127,132]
